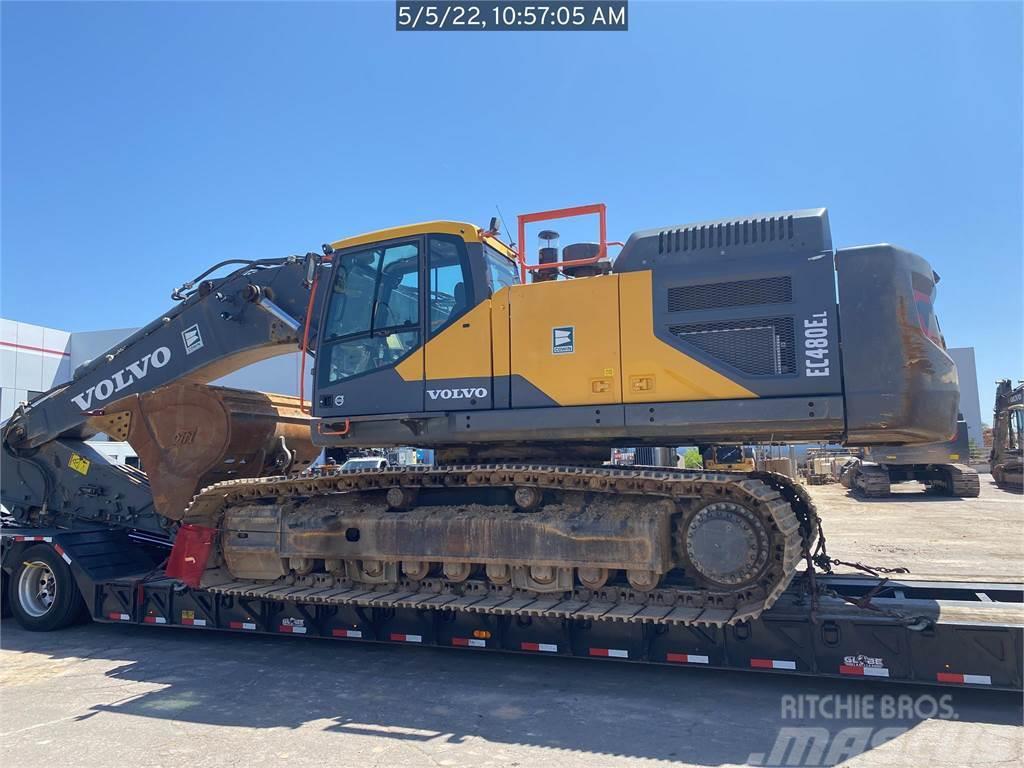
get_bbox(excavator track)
[850,464,892,497]
[184,465,817,628]
[850,462,981,498]
[939,464,981,498]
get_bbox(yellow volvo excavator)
[2,205,961,627]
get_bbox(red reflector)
[166,524,217,587]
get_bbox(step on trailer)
[2,527,1021,691]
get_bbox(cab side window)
[428,236,472,334]
[484,245,520,296]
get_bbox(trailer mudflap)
[166,523,216,587]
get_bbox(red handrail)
[516,203,609,283]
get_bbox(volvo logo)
[427,387,488,401]
[70,346,172,410]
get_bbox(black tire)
[8,544,85,631]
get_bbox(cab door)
[422,235,493,411]
[313,238,425,418]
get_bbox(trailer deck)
[3,523,1022,692]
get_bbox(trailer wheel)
[8,545,84,631]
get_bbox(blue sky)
[2,1,1021,416]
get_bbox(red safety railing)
[516,202,611,283]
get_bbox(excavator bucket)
[89,383,319,520]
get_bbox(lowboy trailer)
[3,526,1021,691]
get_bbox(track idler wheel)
[678,500,771,590]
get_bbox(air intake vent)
[667,317,795,377]
[667,276,792,313]
[658,215,795,254]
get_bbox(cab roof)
[329,220,517,261]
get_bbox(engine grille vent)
[658,215,795,254]
[667,276,792,313]
[667,317,795,377]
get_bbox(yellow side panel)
[394,346,424,382]
[619,271,756,402]
[492,287,511,378]
[509,277,621,405]
[393,300,494,382]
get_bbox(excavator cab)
[313,224,517,419]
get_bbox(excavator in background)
[990,379,1023,491]
[842,417,980,497]
[1,205,961,631]
[699,445,756,472]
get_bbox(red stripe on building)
[0,340,69,356]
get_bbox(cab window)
[428,236,472,334]
[484,244,519,296]
[322,241,420,383]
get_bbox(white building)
[948,347,983,448]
